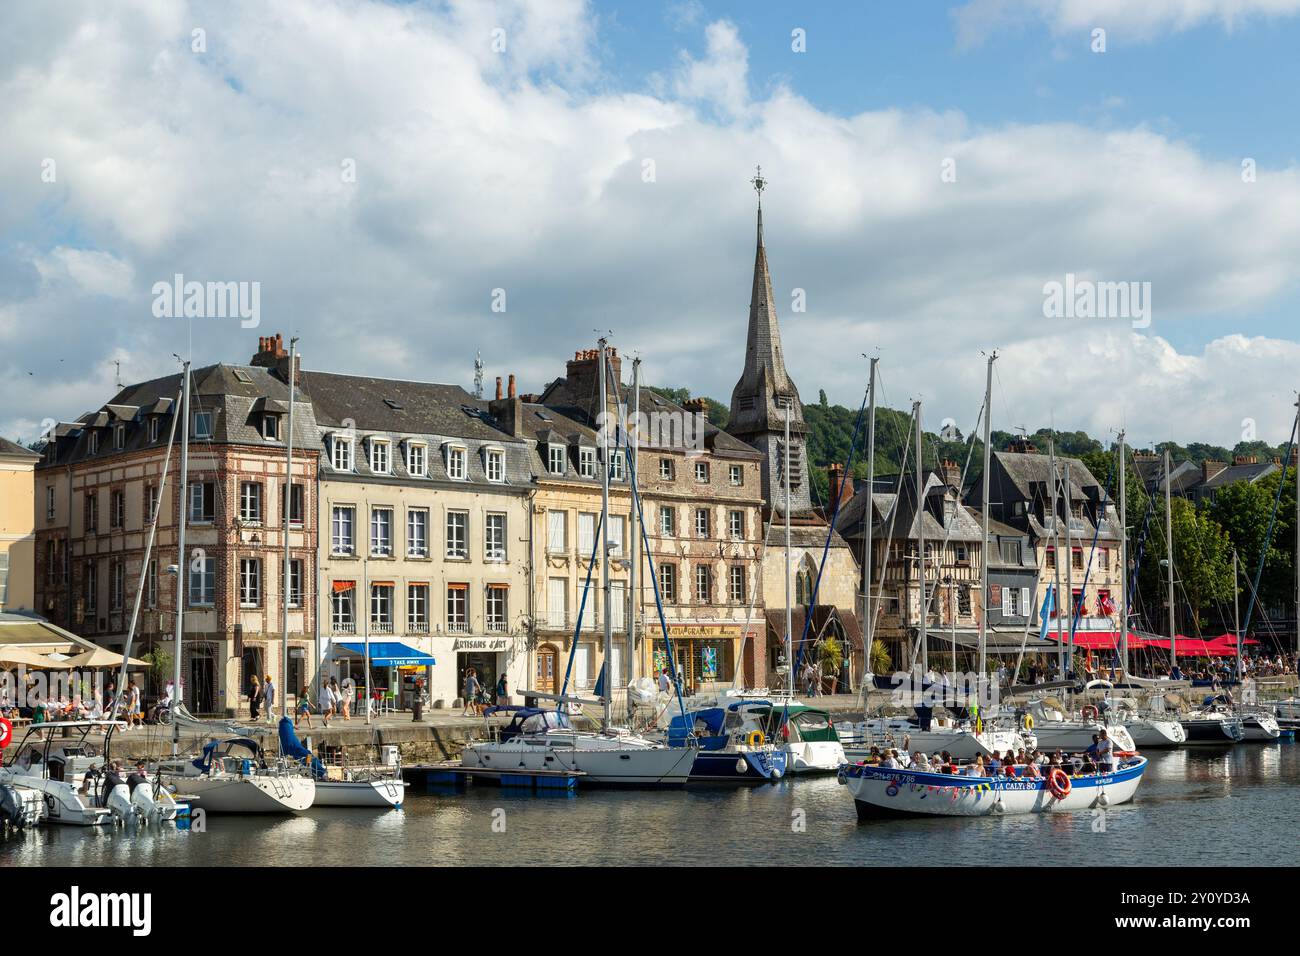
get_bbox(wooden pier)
[404,762,584,793]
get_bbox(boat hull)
[839,757,1147,819]
[313,778,407,808]
[688,748,787,783]
[461,736,697,786]
[182,774,316,813]
[1123,717,1187,747]
[1179,715,1244,745]
[1,775,114,826]
[1242,714,1280,741]
[785,741,846,774]
[846,727,1028,761]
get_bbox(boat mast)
[863,357,877,680]
[1048,438,1064,677]
[783,402,793,696]
[1233,550,1242,683]
[1064,461,1075,662]
[171,361,191,756]
[599,336,613,729]
[1165,448,1176,668]
[978,352,995,681]
[280,337,298,720]
[1294,397,1299,662]
[1118,431,1128,679]
[628,357,640,700]
[915,400,926,674]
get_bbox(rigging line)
[1241,409,1298,639]
[1065,446,1117,648]
[557,511,604,700]
[729,476,780,693]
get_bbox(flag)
[1038,583,1056,642]
[594,662,607,700]
[1098,593,1117,616]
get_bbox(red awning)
[1046,631,1152,650]
[1206,633,1261,646]
[1144,637,1237,656]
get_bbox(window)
[958,584,971,616]
[110,560,125,610]
[578,513,596,555]
[0,552,7,606]
[239,558,262,607]
[608,515,625,557]
[145,560,158,609]
[1072,548,1084,570]
[579,448,597,479]
[332,436,353,471]
[954,543,968,564]
[288,483,304,525]
[189,555,216,606]
[331,505,355,555]
[110,490,124,529]
[148,417,160,443]
[485,448,505,483]
[370,583,394,633]
[446,583,468,632]
[694,461,709,483]
[660,506,676,536]
[113,424,125,450]
[547,510,567,553]
[446,511,468,558]
[694,565,712,604]
[729,464,743,486]
[608,449,624,481]
[1000,539,1022,564]
[286,559,303,607]
[694,508,710,539]
[446,445,467,480]
[88,431,100,455]
[262,415,278,440]
[84,559,97,610]
[146,484,159,523]
[547,578,567,627]
[84,492,98,533]
[610,582,626,632]
[486,585,509,632]
[728,509,745,539]
[547,444,566,475]
[331,583,355,632]
[188,482,215,523]
[1045,547,1056,569]
[239,481,263,523]
[407,509,429,557]
[485,513,507,561]
[370,439,391,474]
[193,411,213,439]
[659,458,674,480]
[729,565,746,603]
[370,507,393,556]
[406,442,427,477]
[1003,587,1021,616]
[408,584,429,632]
[1099,548,1110,570]
[46,487,55,521]
[658,564,677,603]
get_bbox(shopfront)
[333,641,436,711]
[650,624,743,694]
[453,635,510,703]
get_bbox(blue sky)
[4,0,1300,450]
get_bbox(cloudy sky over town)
[4,0,1300,450]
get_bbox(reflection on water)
[3,744,1296,867]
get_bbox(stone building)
[35,342,318,716]
[0,437,38,612]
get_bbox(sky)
[4,0,1300,453]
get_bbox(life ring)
[1021,714,1034,731]
[1047,768,1072,800]
[746,730,765,748]
[1081,705,1099,722]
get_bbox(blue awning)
[336,642,436,667]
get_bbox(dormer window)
[445,444,467,480]
[484,448,505,483]
[88,431,100,455]
[332,436,354,471]
[547,444,565,476]
[193,411,213,439]
[113,424,125,450]
[406,442,427,478]
[369,439,391,474]
[148,417,160,443]
[578,447,596,479]
[607,449,625,481]
[262,414,279,441]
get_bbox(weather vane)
[750,165,767,204]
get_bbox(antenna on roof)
[113,360,122,390]
[473,351,484,400]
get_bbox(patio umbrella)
[0,646,73,668]
[62,647,150,669]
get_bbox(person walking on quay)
[125,679,142,729]
[495,673,509,706]
[331,676,350,720]
[462,667,481,717]
[249,675,263,722]
[263,674,276,722]
[320,676,335,727]
[296,682,313,729]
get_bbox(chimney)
[565,347,622,421]
[488,373,524,439]
[1272,456,1282,466]
[1007,437,1037,454]
[827,463,854,511]
[250,332,299,385]
[939,458,961,491]
[1202,460,1227,483]
[684,397,709,416]
[1234,455,1259,465]
[1133,451,1158,462]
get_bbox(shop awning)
[1045,631,1154,650]
[335,642,436,667]
[1143,636,1236,656]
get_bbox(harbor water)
[4,744,1296,866]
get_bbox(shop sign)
[453,637,509,651]
[665,625,741,640]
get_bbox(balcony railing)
[447,621,471,634]
[332,619,356,634]
[370,619,394,635]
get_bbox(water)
[4,744,1297,866]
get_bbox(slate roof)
[1199,461,1277,490]
[838,472,982,544]
[0,437,38,460]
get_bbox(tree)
[1208,467,1296,616]
[1167,499,1235,632]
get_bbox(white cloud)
[1,2,1299,451]
[954,0,1300,47]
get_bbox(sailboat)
[460,338,697,787]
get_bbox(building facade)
[0,438,38,612]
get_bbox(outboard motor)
[106,782,139,825]
[0,784,44,829]
[131,779,174,823]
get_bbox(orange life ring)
[1047,767,1072,800]
[1081,705,1099,721]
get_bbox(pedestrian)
[657,667,671,694]
[263,673,276,721]
[331,676,349,720]
[320,676,335,726]
[125,679,142,729]
[495,673,509,706]
[462,667,481,717]
[296,682,313,729]
[248,675,263,721]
